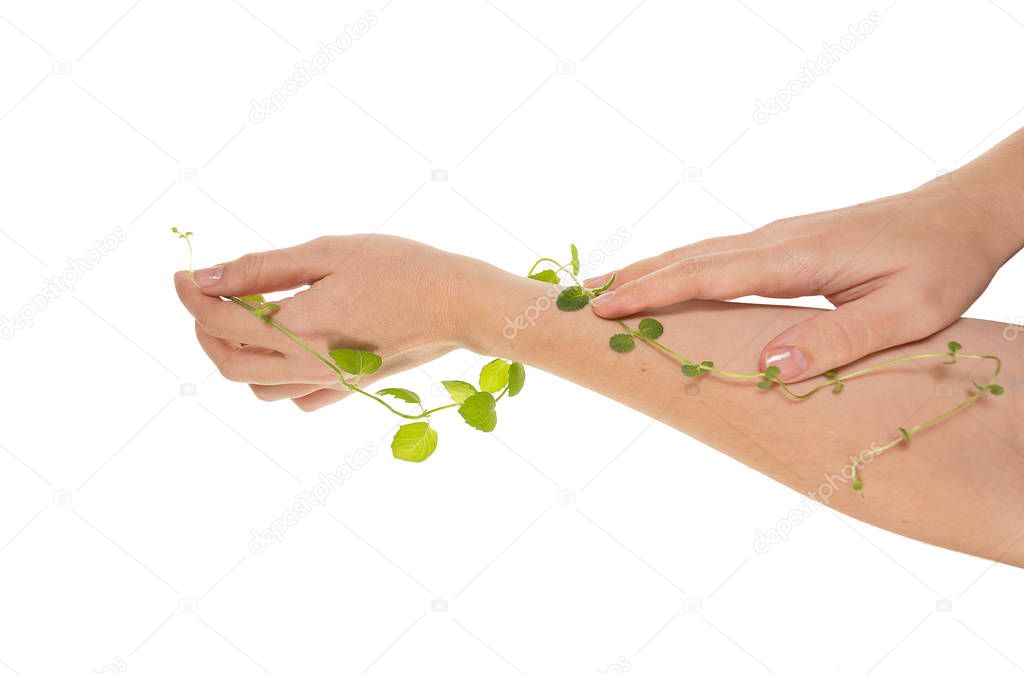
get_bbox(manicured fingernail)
[584,274,611,289]
[763,346,808,380]
[590,290,615,306]
[193,265,223,287]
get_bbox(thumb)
[760,292,936,382]
[590,249,788,318]
[191,237,337,296]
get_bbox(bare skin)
[174,235,1024,567]
[587,127,1024,383]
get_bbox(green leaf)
[592,273,616,296]
[556,286,590,311]
[763,365,781,379]
[442,380,477,404]
[700,360,714,372]
[528,269,560,284]
[852,477,863,492]
[238,294,267,304]
[757,380,773,389]
[329,348,382,375]
[459,392,497,432]
[948,341,962,354]
[832,382,845,394]
[637,318,664,340]
[391,422,438,462]
[899,427,912,442]
[609,333,635,353]
[681,364,700,377]
[479,359,511,394]
[824,370,839,380]
[988,384,1005,395]
[377,388,421,405]
[508,362,526,397]
[570,243,580,275]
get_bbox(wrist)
[449,261,555,356]
[951,171,1024,264]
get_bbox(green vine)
[174,231,1004,491]
[530,244,1005,495]
[172,229,525,463]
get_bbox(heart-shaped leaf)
[391,422,438,462]
[329,348,383,375]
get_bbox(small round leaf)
[609,333,635,353]
[556,286,590,311]
[637,318,664,340]
[459,392,498,432]
[508,362,526,397]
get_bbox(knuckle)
[236,253,265,286]
[312,235,340,252]
[829,310,876,358]
[670,256,708,277]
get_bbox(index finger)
[174,271,293,350]
[584,232,756,290]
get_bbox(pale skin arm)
[586,127,1024,382]
[174,236,1024,567]
[466,276,1024,566]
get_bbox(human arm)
[585,126,1024,382]
[174,235,1024,566]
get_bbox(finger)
[584,234,755,290]
[590,248,801,318]
[191,236,341,297]
[176,271,293,348]
[759,288,947,382]
[195,323,328,385]
[293,388,350,412]
[249,383,328,402]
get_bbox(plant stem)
[228,295,463,421]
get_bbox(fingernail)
[590,290,615,306]
[763,346,808,380]
[193,265,223,287]
[584,274,610,289]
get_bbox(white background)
[2,1,1023,672]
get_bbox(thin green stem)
[528,258,565,275]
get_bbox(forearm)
[946,125,1024,263]
[462,270,1024,565]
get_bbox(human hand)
[173,234,498,411]
[585,177,1022,382]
